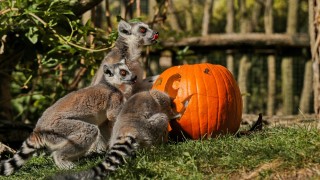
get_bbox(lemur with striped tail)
[51,90,180,180]
[0,59,137,176]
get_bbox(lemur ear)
[118,20,132,36]
[103,64,114,77]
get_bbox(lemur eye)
[139,27,147,33]
[120,69,128,77]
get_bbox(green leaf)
[26,27,39,44]
[33,95,46,107]
[41,58,59,67]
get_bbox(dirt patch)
[271,164,320,180]
[229,162,320,180]
[241,114,320,129]
[240,160,282,179]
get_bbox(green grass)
[1,125,320,180]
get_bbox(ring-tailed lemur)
[91,20,159,93]
[0,59,137,176]
[50,90,180,180]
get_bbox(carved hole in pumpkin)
[164,73,181,99]
[177,94,192,115]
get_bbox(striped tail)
[0,132,44,176]
[50,135,138,180]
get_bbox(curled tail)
[0,132,44,176]
[51,135,138,180]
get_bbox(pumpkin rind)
[152,63,242,140]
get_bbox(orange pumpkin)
[152,63,242,140]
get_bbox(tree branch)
[70,0,104,16]
[161,33,310,48]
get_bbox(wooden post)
[201,0,214,36]
[265,0,276,116]
[281,0,298,115]
[226,0,235,75]
[238,0,252,113]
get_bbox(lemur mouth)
[151,32,159,43]
[126,76,137,84]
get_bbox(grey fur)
[91,20,159,93]
[50,90,179,180]
[0,60,136,176]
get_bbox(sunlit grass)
[1,125,320,179]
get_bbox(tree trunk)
[120,0,127,19]
[299,60,313,113]
[148,0,157,21]
[93,2,104,28]
[201,0,214,36]
[281,0,298,115]
[105,0,112,33]
[121,0,133,20]
[309,0,320,116]
[0,73,13,121]
[70,0,104,16]
[0,32,32,122]
[136,0,141,17]
[264,0,276,116]
[226,0,234,75]
[167,0,183,32]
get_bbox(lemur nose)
[153,32,159,40]
[132,76,138,83]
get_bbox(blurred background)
[0,0,313,144]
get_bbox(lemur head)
[103,59,137,86]
[118,20,159,46]
[150,90,181,120]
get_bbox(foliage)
[3,126,320,179]
[0,0,117,123]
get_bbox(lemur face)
[118,20,159,46]
[103,59,137,85]
[130,22,159,45]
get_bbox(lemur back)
[91,20,159,93]
[0,60,137,176]
[51,90,179,180]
